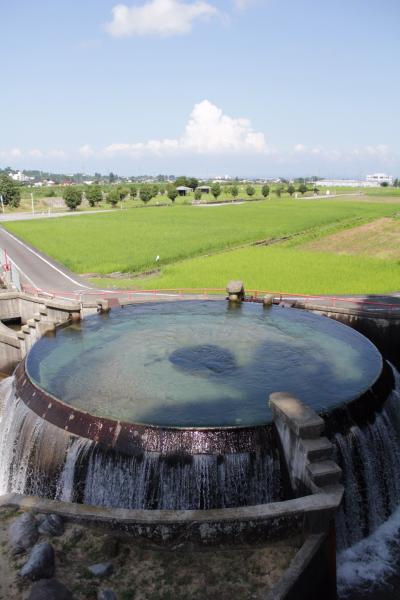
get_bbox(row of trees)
[62,182,318,210]
[62,183,181,210]
[0,175,320,212]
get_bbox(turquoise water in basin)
[26,300,382,427]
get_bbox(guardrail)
[18,285,400,313]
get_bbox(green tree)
[167,185,178,202]
[380,181,389,187]
[129,184,137,198]
[0,175,21,207]
[194,189,202,201]
[86,185,102,207]
[287,184,296,197]
[63,186,82,210]
[106,189,120,207]
[231,184,239,199]
[246,185,255,198]
[274,186,283,198]
[211,183,221,200]
[188,177,199,190]
[116,185,129,201]
[175,176,189,187]
[298,183,308,195]
[261,184,270,199]
[108,172,116,184]
[313,186,319,195]
[139,184,155,204]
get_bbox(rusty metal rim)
[14,359,276,456]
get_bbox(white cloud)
[234,0,254,10]
[105,0,218,38]
[103,100,268,158]
[28,149,43,158]
[9,148,22,159]
[293,144,307,153]
[365,144,389,156]
[79,144,95,158]
[48,149,67,159]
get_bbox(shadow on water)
[136,336,368,427]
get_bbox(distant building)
[366,173,393,185]
[176,186,193,196]
[197,185,210,193]
[9,171,32,183]
[315,179,381,188]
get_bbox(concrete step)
[307,460,342,488]
[301,437,333,463]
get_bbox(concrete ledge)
[289,299,400,320]
[270,392,325,439]
[0,490,343,544]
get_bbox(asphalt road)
[0,226,92,294]
[0,208,114,222]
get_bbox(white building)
[366,173,393,185]
[9,171,33,183]
[314,179,377,188]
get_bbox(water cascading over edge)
[0,377,283,510]
[333,365,400,549]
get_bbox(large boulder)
[226,280,245,301]
[27,579,74,600]
[38,514,64,537]
[20,542,55,581]
[8,512,39,555]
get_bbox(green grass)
[104,245,400,295]
[4,199,399,276]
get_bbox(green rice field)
[4,197,400,294]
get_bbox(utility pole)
[31,192,35,216]
[0,194,4,214]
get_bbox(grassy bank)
[98,245,400,295]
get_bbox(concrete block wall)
[0,291,109,373]
[270,392,342,496]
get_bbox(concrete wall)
[281,298,400,365]
[265,529,337,600]
[0,291,109,373]
[269,393,343,600]
[0,323,22,374]
[270,392,342,496]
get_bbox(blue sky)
[1,0,399,177]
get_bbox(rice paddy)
[4,197,400,294]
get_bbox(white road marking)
[7,255,37,288]
[0,228,91,289]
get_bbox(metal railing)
[17,284,400,313]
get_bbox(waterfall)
[0,376,282,510]
[334,366,400,549]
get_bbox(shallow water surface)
[26,300,382,427]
